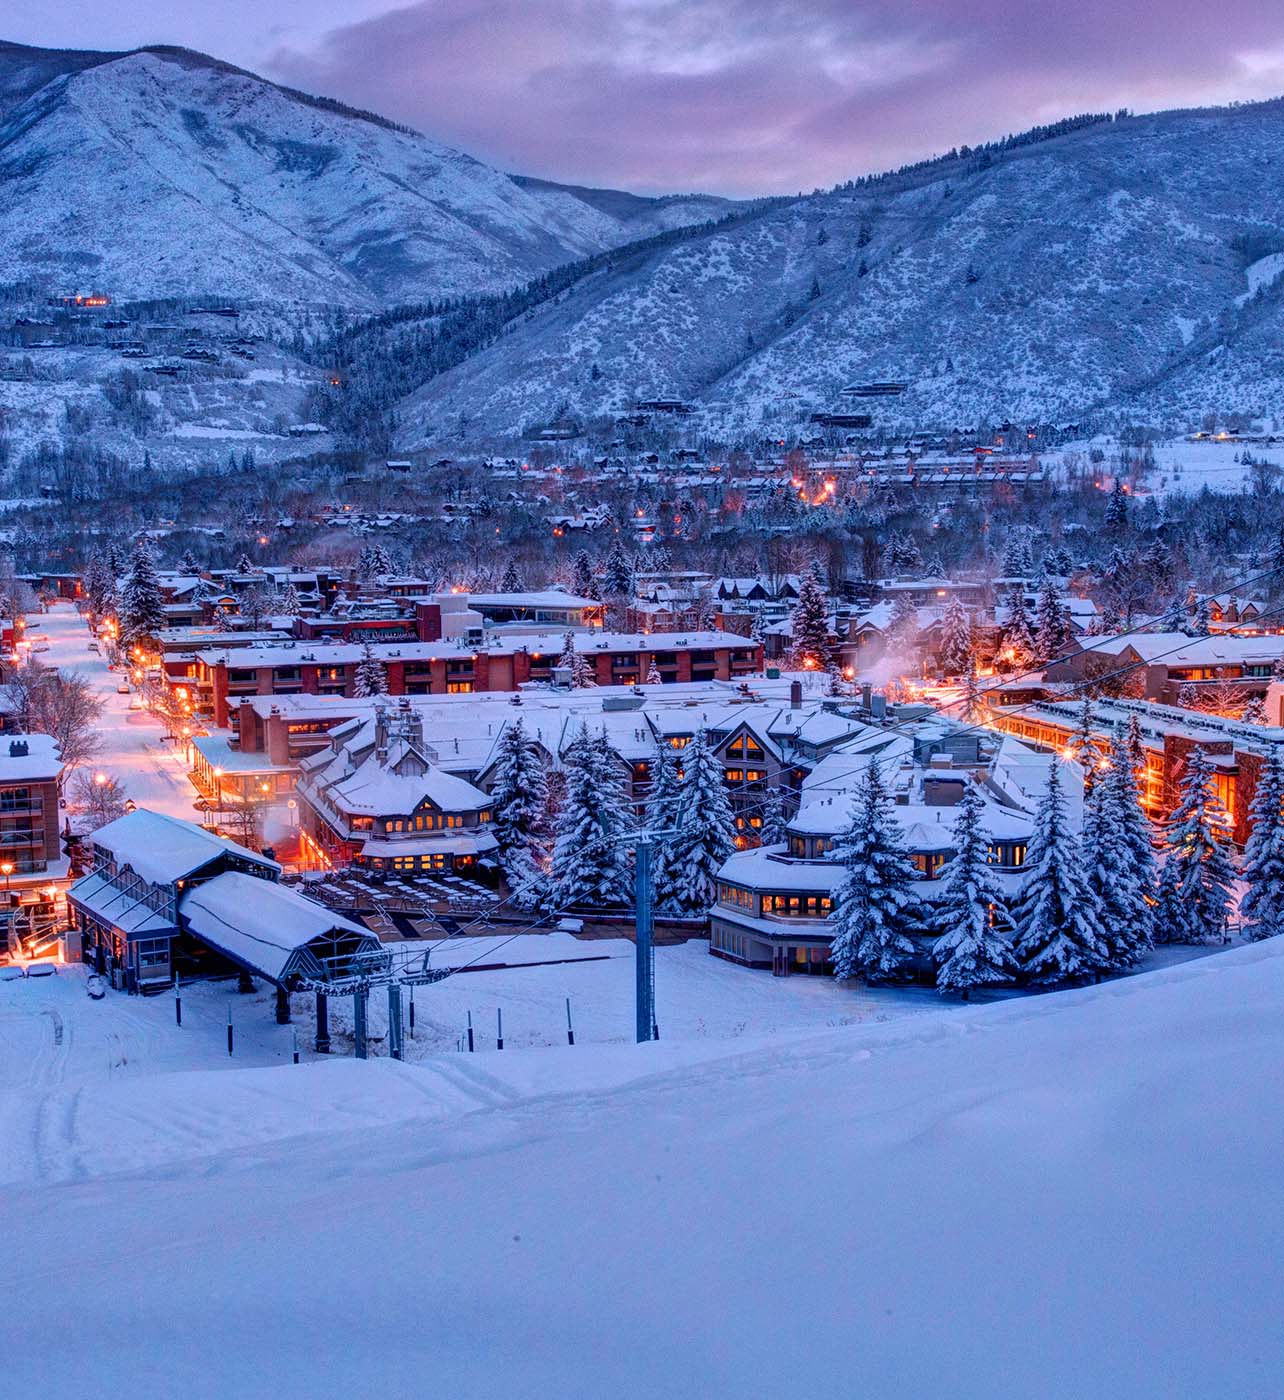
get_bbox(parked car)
[116,682,130,694]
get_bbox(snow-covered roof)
[91,809,278,886]
[0,733,62,782]
[69,869,177,935]
[179,872,375,982]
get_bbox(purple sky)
[11,1,1284,195]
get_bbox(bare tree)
[6,661,103,773]
[70,769,129,833]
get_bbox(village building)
[296,699,498,876]
[709,726,1053,976]
[68,809,379,1003]
[0,734,70,958]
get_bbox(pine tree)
[1069,696,1098,779]
[932,783,1015,997]
[353,642,388,697]
[960,658,983,722]
[1034,578,1068,661]
[1152,851,1185,945]
[236,552,254,574]
[1162,745,1236,943]
[499,560,524,593]
[490,718,550,909]
[1104,478,1129,530]
[664,730,736,914]
[572,549,595,597]
[1241,694,1267,725]
[559,631,596,688]
[1012,762,1109,984]
[277,582,303,617]
[1100,725,1156,958]
[604,538,634,597]
[759,783,789,847]
[1187,595,1212,637]
[789,573,831,668]
[551,727,633,908]
[1239,749,1284,942]
[829,760,923,983]
[938,594,973,676]
[646,740,684,909]
[645,657,662,685]
[119,538,166,648]
[1003,588,1036,668]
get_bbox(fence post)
[174,971,182,1027]
[496,1006,504,1051]
[566,996,575,1046]
[467,1009,474,1053]
[226,1004,233,1056]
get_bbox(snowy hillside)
[397,101,1284,442]
[0,42,736,308]
[4,939,1283,1397]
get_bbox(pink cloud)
[264,0,1284,195]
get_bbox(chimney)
[860,683,872,711]
[8,739,28,757]
[790,680,802,710]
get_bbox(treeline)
[828,111,1125,196]
[304,202,785,450]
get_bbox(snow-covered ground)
[38,602,199,820]
[2,938,1282,1397]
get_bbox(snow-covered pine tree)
[829,759,923,983]
[789,572,830,668]
[1003,588,1036,668]
[1104,477,1129,530]
[1098,725,1156,959]
[1012,762,1109,984]
[759,783,789,848]
[559,631,596,688]
[1187,595,1211,637]
[646,739,684,909]
[571,549,595,598]
[664,730,737,915]
[1151,850,1184,945]
[603,538,634,597]
[489,717,550,909]
[551,727,633,909]
[645,657,662,685]
[1241,694,1267,725]
[236,552,254,574]
[1161,745,1236,943]
[277,582,303,618]
[885,592,919,660]
[178,548,200,575]
[1069,696,1098,781]
[938,594,973,676]
[1034,578,1068,660]
[1238,748,1284,942]
[960,657,983,722]
[499,560,525,593]
[932,782,1015,997]
[119,539,166,648]
[353,642,389,697]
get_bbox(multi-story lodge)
[193,631,762,726]
[1046,632,1284,705]
[710,728,1052,976]
[296,699,498,876]
[983,690,1284,845]
[0,734,70,956]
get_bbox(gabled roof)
[90,809,277,887]
[179,872,377,982]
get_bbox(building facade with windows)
[296,699,497,877]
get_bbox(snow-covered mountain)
[395,101,1284,442]
[0,41,737,308]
